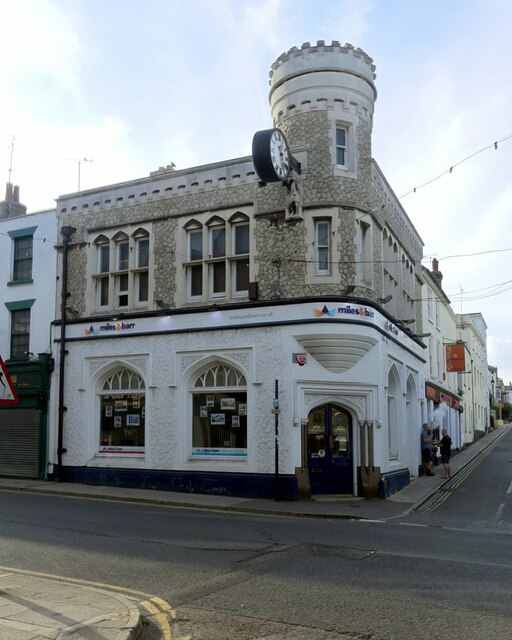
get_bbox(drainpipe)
[56,225,76,480]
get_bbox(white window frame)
[231,222,249,297]
[315,220,331,275]
[184,215,250,303]
[89,227,152,313]
[191,363,248,460]
[97,367,146,457]
[336,126,347,167]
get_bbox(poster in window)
[232,415,240,428]
[126,414,140,426]
[115,400,127,412]
[221,397,236,410]
[206,396,215,407]
[132,396,140,408]
[105,405,113,417]
[239,404,247,416]
[210,413,225,425]
[200,406,208,418]
[114,416,122,428]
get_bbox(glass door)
[307,404,353,494]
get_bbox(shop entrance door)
[307,404,353,494]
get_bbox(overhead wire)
[399,132,512,198]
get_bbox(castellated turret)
[268,41,377,205]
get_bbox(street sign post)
[0,356,19,405]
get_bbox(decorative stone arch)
[205,214,225,227]
[228,211,249,224]
[112,230,129,243]
[183,218,202,231]
[92,233,109,245]
[131,226,150,240]
[405,371,419,436]
[387,364,401,461]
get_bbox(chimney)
[0,182,27,219]
[431,258,443,288]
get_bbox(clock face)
[269,129,291,180]
[252,128,292,183]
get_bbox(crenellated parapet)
[269,40,377,128]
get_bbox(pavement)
[0,423,508,639]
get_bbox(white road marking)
[506,479,512,495]
[495,502,505,521]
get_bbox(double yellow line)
[0,565,179,640]
[139,596,176,640]
[423,434,506,513]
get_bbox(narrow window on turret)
[336,127,347,167]
[315,220,331,274]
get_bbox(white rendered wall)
[0,209,57,360]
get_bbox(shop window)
[191,363,247,458]
[99,368,145,455]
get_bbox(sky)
[1,0,511,384]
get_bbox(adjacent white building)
[0,184,58,478]
[456,313,488,443]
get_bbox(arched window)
[191,363,247,458]
[387,366,400,461]
[99,367,145,454]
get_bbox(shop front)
[49,300,425,500]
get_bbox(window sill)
[7,278,33,286]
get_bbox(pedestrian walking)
[439,428,452,479]
[421,423,435,476]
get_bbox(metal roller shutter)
[0,409,41,478]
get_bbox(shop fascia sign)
[314,303,375,320]
[84,320,136,336]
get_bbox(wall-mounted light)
[377,294,392,304]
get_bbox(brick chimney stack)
[431,258,443,288]
[1,182,27,219]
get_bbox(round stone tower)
[268,41,377,205]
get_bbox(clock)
[252,128,291,183]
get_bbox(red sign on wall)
[445,344,466,373]
[0,357,19,405]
